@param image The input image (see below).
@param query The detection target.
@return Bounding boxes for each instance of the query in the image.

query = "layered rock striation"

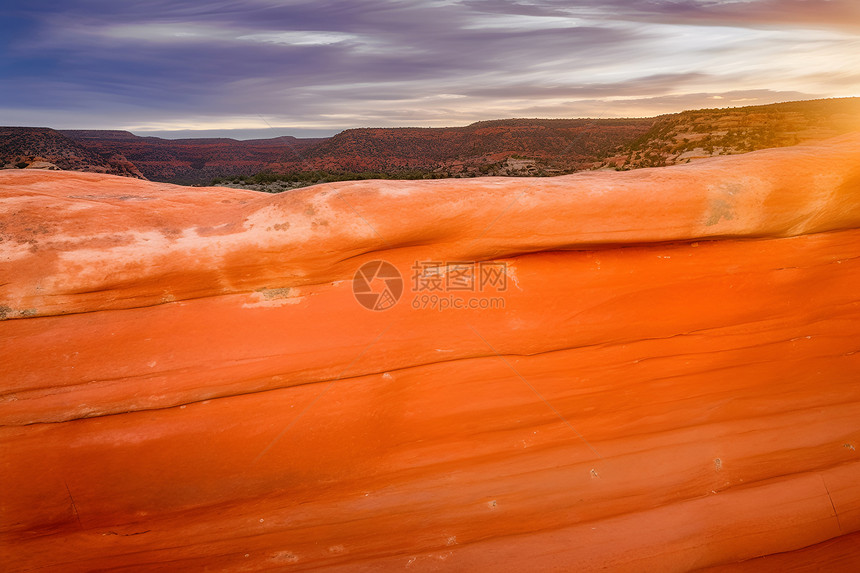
[1,135,859,571]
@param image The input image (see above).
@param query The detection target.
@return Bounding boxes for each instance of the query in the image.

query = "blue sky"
[2,0,858,138]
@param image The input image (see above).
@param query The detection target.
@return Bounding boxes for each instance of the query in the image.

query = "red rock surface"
[1,135,859,571]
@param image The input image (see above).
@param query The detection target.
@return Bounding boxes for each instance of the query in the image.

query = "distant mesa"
[1,97,859,185]
[0,127,145,179]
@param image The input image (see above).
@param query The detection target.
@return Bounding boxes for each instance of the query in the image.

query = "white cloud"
[2,0,858,132]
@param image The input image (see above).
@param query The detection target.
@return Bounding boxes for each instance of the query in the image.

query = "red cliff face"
[1,135,859,571]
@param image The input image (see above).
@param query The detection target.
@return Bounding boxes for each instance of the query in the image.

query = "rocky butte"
[1,134,859,571]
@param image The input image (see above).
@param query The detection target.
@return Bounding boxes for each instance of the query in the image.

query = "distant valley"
[2,97,858,189]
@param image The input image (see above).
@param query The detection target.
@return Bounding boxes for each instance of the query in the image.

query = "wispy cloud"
[1,1,857,133]
[587,0,860,33]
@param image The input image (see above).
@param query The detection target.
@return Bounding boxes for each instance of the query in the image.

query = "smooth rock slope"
[1,135,859,571]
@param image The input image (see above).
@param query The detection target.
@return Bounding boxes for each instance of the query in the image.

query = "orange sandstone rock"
[1,135,859,571]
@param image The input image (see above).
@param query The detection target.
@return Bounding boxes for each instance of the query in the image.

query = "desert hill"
[226,97,860,190]
[607,97,860,169]
[61,130,323,184]
[2,97,858,185]
[279,118,653,175]
[57,120,653,184]
[0,127,144,179]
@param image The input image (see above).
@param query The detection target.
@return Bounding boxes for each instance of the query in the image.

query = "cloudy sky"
[2,0,858,138]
